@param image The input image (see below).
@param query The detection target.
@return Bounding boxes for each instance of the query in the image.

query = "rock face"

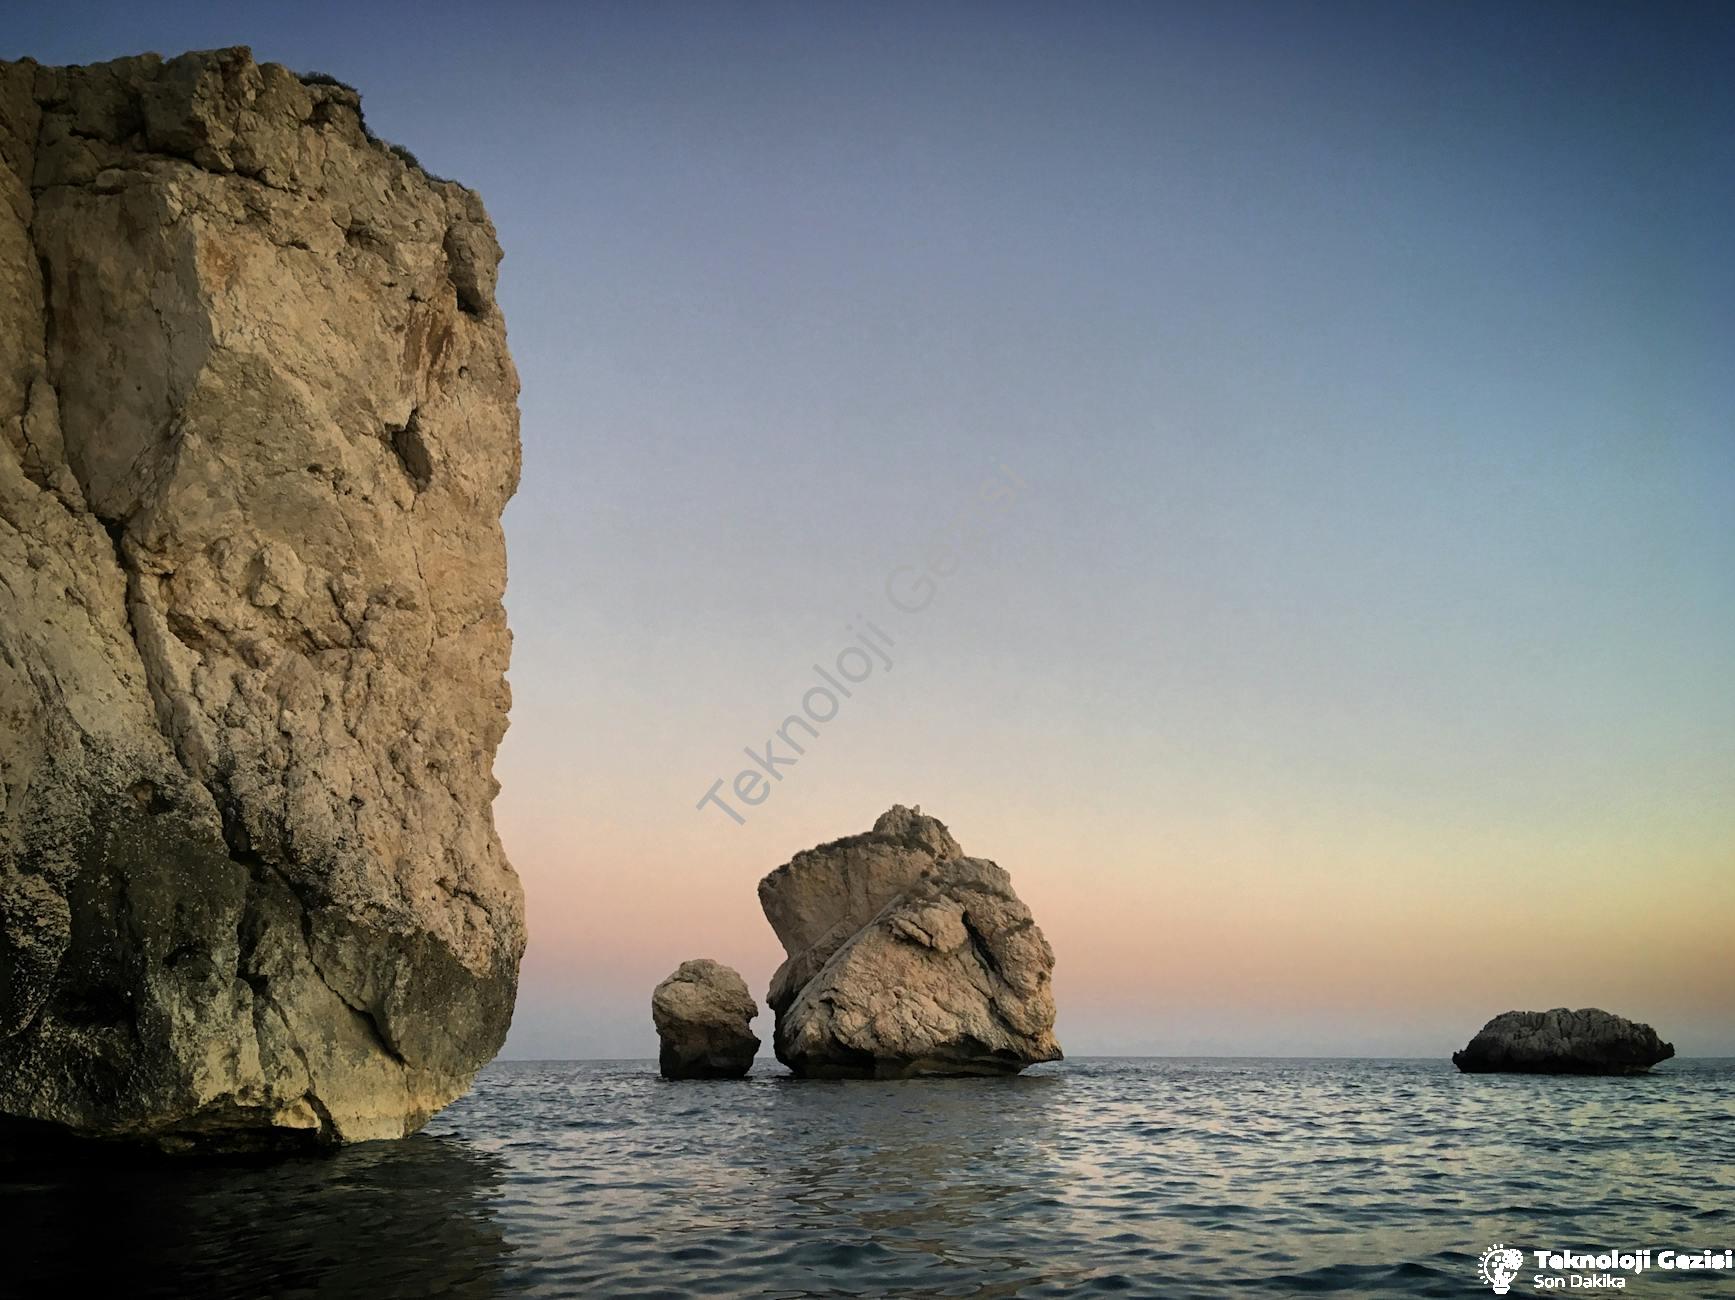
[651,960,760,1080]
[0,49,524,1150]
[760,806,1061,1078]
[1452,1009,1675,1075]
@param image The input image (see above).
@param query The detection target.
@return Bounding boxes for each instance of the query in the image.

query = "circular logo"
[1479,1244,1525,1294]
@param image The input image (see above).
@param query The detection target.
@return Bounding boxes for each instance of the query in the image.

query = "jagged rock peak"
[759,807,1060,1078]
[758,804,961,1016]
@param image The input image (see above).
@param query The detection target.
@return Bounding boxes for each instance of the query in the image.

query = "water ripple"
[5,1057,1734,1297]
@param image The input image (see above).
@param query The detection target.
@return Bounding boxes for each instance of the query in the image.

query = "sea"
[7,1057,1733,1298]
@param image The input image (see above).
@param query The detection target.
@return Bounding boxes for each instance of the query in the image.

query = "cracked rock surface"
[0,47,524,1150]
[760,806,1061,1078]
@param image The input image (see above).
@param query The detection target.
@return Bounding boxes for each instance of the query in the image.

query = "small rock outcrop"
[0,48,524,1150]
[651,960,760,1079]
[759,806,1061,1078]
[1452,1008,1675,1075]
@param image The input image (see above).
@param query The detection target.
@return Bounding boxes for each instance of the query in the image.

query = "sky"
[10,1,1734,1057]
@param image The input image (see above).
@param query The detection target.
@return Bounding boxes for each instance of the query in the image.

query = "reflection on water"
[749,1074,1081,1297]
[7,1058,1734,1297]
[3,1132,512,1298]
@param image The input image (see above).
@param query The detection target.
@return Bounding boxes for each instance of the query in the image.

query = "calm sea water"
[7,1058,1733,1297]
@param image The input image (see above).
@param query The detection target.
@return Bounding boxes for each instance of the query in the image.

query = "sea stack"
[759,806,1061,1078]
[651,960,761,1079]
[1452,1009,1675,1075]
[0,49,524,1150]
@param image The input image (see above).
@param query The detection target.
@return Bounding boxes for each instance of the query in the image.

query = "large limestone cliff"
[0,48,525,1150]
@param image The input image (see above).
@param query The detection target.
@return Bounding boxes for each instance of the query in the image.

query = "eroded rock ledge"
[0,47,524,1151]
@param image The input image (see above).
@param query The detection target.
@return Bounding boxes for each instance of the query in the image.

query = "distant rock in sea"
[1452,1008,1675,1075]
[0,48,524,1151]
[759,806,1061,1078]
[652,960,761,1079]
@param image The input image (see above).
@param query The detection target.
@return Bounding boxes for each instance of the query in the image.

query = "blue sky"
[11,2,1733,1055]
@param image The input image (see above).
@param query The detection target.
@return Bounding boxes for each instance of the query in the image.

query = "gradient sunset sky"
[13,1,1733,1056]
